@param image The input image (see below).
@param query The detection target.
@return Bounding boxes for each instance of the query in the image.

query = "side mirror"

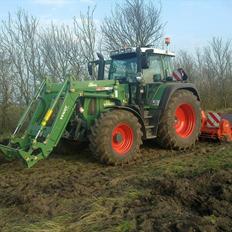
[88,62,93,76]
[141,54,149,69]
[178,68,188,81]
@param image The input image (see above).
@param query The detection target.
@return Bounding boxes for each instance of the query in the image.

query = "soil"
[0,140,232,232]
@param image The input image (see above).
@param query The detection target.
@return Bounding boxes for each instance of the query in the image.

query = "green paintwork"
[0,77,171,168]
[0,49,183,168]
[0,77,130,167]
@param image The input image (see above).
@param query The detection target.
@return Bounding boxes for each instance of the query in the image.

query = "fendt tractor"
[1,39,231,168]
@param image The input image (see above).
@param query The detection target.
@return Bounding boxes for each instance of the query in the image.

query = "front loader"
[0,45,202,168]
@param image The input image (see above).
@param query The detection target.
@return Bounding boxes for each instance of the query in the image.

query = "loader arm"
[0,78,80,167]
[0,77,119,168]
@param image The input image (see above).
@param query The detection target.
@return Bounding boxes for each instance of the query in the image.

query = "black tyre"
[157,90,201,149]
[89,110,142,165]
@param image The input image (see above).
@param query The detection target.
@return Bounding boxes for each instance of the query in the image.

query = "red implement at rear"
[201,111,232,142]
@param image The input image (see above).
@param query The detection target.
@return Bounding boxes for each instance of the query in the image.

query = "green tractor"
[0,47,201,168]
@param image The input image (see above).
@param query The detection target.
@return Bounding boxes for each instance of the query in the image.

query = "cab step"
[143,110,156,139]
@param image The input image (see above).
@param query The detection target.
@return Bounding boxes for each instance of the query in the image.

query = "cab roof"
[140,47,175,56]
[110,47,175,58]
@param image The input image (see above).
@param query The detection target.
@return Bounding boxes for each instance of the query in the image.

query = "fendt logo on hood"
[60,105,69,120]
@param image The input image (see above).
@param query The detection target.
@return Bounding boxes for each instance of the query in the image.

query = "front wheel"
[157,90,201,149]
[89,110,142,165]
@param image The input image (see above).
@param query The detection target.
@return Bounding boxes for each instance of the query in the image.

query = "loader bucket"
[0,144,19,161]
[0,143,45,168]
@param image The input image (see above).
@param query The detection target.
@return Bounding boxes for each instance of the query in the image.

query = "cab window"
[143,54,164,83]
[109,55,137,81]
[162,56,174,78]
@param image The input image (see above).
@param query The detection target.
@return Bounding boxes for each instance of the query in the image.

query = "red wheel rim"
[112,123,134,155]
[174,104,196,138]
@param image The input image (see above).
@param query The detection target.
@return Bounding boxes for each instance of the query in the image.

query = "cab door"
[143,54,164,107]
[143,54,164,83]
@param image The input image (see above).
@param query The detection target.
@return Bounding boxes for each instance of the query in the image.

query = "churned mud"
[0,141,231,232]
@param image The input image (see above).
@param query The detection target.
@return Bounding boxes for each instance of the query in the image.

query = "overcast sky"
[0,0,231,53]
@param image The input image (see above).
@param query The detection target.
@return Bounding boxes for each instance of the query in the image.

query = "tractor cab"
[88,47,178,105]
[107,47,178,106]
[88,47,176,84]
[109,47,175,84]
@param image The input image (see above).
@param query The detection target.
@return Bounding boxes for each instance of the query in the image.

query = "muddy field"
[0,141,232,232]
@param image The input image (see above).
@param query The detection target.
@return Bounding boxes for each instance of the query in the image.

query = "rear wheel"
[157,90,201,149]
[89,110,142,165]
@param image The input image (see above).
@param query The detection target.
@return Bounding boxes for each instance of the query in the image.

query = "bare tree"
[0,10,42,105]
[203,37,232,108]
[0,8,98,134]
[74,7,96,63]
[40,7,97,81]
[74,7,98,79]
[175,50,196,82]
[0,46,14,132]
[40,24,82,80]
[101,0,164,50]
[175,37,232,110]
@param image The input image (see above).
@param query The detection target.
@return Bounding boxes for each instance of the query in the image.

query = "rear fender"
[148,84,201,138]
[159,83,200,114]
